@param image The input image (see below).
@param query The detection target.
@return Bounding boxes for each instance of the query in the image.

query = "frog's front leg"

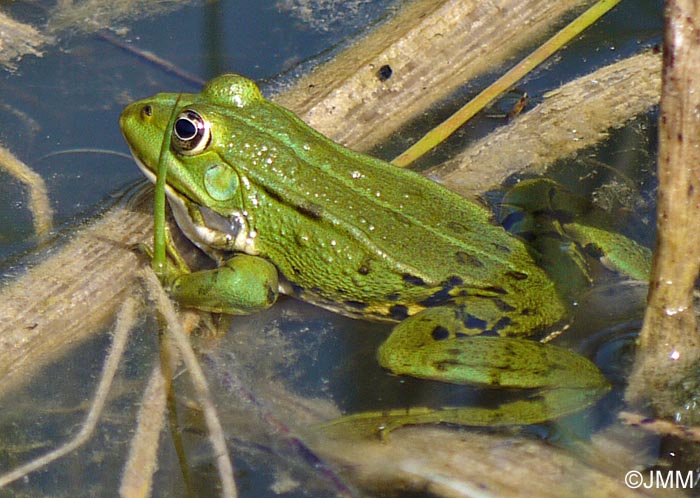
[166,254,279,314]
[376,306,610,425]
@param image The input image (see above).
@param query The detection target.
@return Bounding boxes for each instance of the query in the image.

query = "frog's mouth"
[128,150,254,257]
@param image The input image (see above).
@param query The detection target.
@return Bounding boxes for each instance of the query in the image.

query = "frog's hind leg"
[370,306,610,431]
[377,306,608,391]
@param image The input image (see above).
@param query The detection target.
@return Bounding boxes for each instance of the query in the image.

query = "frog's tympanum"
[121,74,650,434]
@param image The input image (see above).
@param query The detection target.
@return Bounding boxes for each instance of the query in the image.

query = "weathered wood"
[276,0,592,150]
[626,0,700,418]
[0,187,152,399]
[432,50,662,197]
[309,426,668,498]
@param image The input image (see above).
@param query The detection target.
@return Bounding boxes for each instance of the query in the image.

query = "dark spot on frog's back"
[455,251,484,268]
[402,273,426,286]
[459,312,487,331]
[418,276,463,307]
[489,316,512,333]
[446,276,462,287]
[431,326,450,341]
[492,242,512,254]
[297,202,324,220]
[506,270,528,281]
[389,304,410,320]
[445,220,471,234]
[493,298,515,312]
[483,286,507,295]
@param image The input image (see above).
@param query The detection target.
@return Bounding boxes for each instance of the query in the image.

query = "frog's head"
[119,74,266,211]
[120,74,275,252]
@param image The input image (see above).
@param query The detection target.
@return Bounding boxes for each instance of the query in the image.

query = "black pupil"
[175,117,199,140]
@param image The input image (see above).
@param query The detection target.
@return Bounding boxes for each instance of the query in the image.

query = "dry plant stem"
[626,0,700,409]
[0,144,54,239]
[120,352,172,498]
[0,297,137,488]
[99,32,204,86]
[142,269,237,498]
[120,300,203,497]
[430,50,662,197]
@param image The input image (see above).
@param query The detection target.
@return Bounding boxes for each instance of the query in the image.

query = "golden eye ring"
[172,110,211,155]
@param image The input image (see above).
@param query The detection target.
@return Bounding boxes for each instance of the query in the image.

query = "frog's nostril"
[141,104,153,118]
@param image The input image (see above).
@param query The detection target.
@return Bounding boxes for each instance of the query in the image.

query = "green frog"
[120,74,650,435]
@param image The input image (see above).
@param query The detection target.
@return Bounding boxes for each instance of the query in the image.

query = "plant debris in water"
[276,0,393,33]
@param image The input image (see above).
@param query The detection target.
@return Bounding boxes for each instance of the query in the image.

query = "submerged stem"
[0,298,137,488]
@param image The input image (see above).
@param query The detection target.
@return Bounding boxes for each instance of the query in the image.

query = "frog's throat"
[130,152,254,256]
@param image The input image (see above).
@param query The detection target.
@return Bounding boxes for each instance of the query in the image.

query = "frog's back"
[209,97,564,328]
[225,100,529,276]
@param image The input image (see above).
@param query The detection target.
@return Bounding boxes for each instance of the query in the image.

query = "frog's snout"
[118,103,138,142]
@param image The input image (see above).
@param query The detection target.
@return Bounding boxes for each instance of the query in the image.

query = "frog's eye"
[172,110,211,156]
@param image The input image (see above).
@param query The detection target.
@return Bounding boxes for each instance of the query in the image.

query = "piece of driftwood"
[626,0,700,419]
[431,50,662,197]
[275,0,592,151]
[309,426,667,498]
[0,186,151,400]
